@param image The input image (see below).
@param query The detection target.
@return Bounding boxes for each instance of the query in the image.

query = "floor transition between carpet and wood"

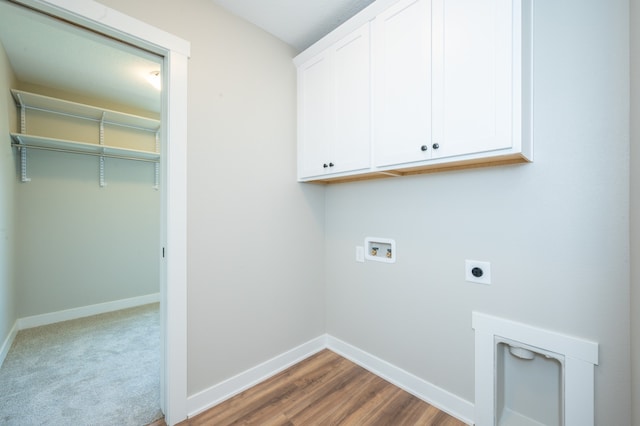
[151,349,466,426]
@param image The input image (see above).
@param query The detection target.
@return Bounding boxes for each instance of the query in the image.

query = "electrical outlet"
[465,260,491,285]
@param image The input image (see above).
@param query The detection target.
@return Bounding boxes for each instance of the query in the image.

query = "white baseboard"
[325,335,475,425]
[187,335,327,417]
[186,333,474,425]
[0,320,19,369]
[17,293,161,330]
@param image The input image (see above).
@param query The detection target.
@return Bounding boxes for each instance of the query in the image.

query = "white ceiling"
[0,1,162,114]
[0,0,372,114]
[211,0,375,52]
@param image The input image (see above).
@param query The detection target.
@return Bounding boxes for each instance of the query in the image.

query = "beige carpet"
[0,303,162,425]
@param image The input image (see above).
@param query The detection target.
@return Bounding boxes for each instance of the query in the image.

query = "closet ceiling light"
[147,71,161,90]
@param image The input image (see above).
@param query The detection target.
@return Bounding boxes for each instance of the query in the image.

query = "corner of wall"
[0,38,18,355]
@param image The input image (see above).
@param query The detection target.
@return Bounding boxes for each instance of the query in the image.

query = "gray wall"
[0,40,17,351]
[98,0,326,397]
[14,152,160,316]
[631,0,639,423]
[324,0,631,425]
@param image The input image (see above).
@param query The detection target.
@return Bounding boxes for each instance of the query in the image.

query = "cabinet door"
[332,24,371,175]
[298,24,371,180]
[431,0,513,159]
[298,53,334,178]
[373,0,432,168]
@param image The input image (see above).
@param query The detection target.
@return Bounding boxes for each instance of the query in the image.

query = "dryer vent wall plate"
[364,237,396,263]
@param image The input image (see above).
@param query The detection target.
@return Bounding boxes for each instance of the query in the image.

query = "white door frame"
[13,1,190,423]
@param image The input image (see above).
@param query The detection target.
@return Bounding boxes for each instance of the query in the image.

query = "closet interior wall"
[0,35,17,356]
[11,82,160,319]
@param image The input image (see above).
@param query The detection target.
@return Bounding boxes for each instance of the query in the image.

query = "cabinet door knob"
[432,143,440,149]
[329,162,334,167]
[420,145,428,151]
[323,163,329,168]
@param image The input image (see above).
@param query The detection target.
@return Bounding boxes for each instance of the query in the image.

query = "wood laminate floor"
[160,349,467,426]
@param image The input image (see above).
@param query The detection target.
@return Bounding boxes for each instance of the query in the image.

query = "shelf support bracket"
[20,146,31,183]
[16,94,31,182]
[154,131,160,190]
[99,113,106,187]
[19,102,26,134]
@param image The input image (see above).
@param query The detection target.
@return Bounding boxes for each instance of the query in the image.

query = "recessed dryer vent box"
[364,237,396,263]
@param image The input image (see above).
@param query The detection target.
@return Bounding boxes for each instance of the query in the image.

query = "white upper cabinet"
[373,0,433,167]
[295,0,532,183]
[430,0,514,160]
[297,23,371,180]
[298,54,333,178]
[374,0,525,168]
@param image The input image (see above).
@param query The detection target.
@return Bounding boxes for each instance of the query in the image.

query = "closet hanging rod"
[11,142,160,163]
[18,104,160,133]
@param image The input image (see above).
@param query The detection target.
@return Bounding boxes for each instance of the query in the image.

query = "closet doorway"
[0,0,188,423]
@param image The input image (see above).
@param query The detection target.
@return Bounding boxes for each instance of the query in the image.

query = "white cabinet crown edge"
[294,0,401,66]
